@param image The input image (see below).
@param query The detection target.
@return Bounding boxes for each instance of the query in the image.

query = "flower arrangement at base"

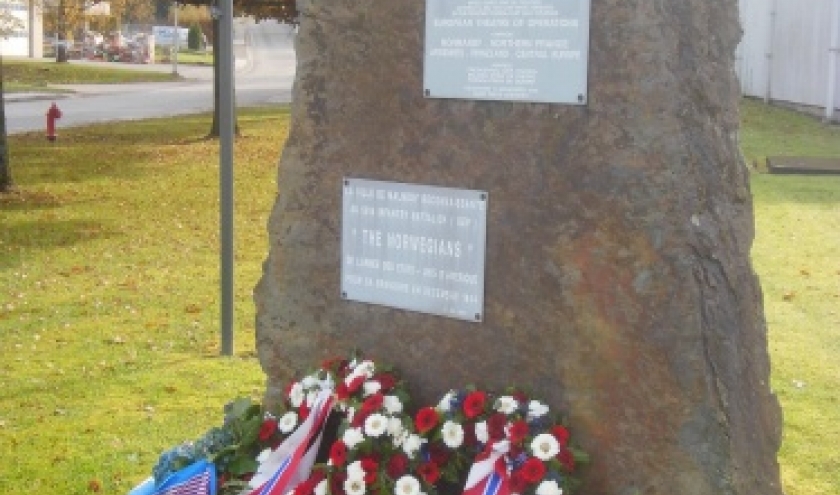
[132,354,588,495]
[427,388,588,495]
[149,397,294,495]
[248,355,414,495]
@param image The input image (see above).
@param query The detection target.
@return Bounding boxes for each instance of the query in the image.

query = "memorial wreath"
[129,353,587,495]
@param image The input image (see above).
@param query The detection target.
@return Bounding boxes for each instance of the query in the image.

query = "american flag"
[158,468,212,495]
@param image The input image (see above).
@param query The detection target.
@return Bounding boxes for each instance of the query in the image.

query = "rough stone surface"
[254,1,784,494]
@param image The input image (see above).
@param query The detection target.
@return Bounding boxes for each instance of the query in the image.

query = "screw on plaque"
[475,313,481,321]
[425,89,431,97]
[344,179,349,186]
[480,193,487,201]
[341,292,348,298]
[578,94,585,103]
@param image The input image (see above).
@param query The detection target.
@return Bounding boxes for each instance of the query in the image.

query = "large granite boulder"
[254,1,783,494]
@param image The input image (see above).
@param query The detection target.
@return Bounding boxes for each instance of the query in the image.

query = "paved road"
[5,21,296,135]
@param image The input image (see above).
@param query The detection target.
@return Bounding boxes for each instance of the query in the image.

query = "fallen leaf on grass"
[88,479,102,493]
[782,292,796,301]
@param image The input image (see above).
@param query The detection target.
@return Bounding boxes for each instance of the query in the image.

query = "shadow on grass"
[752,174,840,205]
[0,218,118,268]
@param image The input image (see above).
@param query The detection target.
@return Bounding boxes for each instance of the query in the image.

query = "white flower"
[289,382,305,408]
[395,475,421,495]
[535,480,563,495]
[256,448,272,464]
[347,407,356,425]
[364,413,388,437]
[437,391,455,412]
[475,421,489,444]
[494,396,518,414]
[278,411,298,433]
[387,418,405,440]
[441,420,464,449]
[363,380,381,396]
[383,395,403,414]
[352,360,375,378]
[528,400,549,419]
[344,477,366,495]
[530,433,560,461]
[392,429,407,448]
[402,433,426,459]
[306,391,318,408]
[343,427,365,449]
[346,460,366,481]
[314,480,328,495]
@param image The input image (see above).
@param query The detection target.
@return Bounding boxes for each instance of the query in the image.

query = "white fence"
[737,0,840,120]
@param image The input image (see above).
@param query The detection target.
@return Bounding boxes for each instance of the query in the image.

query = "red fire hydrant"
[46,103,62,142]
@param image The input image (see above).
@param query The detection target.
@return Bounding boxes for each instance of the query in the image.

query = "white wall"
[737,0,840,118]
[0,1,42,57]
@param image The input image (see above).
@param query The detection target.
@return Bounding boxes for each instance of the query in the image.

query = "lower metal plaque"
[341,178,487,322]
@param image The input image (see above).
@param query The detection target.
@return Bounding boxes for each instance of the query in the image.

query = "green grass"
[740,98,840,167]
[0,100,838,495]
[2,59,178,92]
[156,48,215,66]
[1,108,285,494]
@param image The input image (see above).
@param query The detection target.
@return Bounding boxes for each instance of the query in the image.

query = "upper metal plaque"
[424,0,591,104]
[341,179,487,322]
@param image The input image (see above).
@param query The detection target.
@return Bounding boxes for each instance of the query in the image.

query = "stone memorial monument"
[254,0,783,493]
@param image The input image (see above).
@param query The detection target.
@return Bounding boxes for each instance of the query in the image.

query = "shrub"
[188,24,203,50]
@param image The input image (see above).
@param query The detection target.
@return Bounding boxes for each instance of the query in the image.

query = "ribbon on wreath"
[463,440,511,495]
[247,388,335,495]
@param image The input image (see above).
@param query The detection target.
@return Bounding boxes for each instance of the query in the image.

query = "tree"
[0,55,12,193]
[179,0,296,137]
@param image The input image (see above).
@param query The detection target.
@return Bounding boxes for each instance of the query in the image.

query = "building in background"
[737,0,840,121]
[0,0,43,57]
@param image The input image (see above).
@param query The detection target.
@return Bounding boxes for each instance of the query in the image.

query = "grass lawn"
[1,100,838,495]
[2,59,179,93]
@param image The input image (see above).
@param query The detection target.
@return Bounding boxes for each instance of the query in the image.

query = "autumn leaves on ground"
[0,100,838,494]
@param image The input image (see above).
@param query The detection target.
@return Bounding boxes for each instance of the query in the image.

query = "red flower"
[463,391,488,419]
[507,420,529,444]
[552,425,570,447]
[487,413,507,441]
[372,373,397,391]
[330,472,347,495]
[509,471,527,493]
[463,423,478,446]
[387,453,409,478]
[558,447,576,472]
[361,457,379,473]
[520,458,546,484]
[428,442,450,465]
[258,418,278,441]
[415,407,440,434]
[299,402,310,421]
[418,461,441,484]
[364,470,377,485]
[329,440,348,466]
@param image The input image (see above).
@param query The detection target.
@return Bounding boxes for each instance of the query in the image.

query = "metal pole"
[826,0,840,122]
[172,2,179,76]
[218,0,235,356]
